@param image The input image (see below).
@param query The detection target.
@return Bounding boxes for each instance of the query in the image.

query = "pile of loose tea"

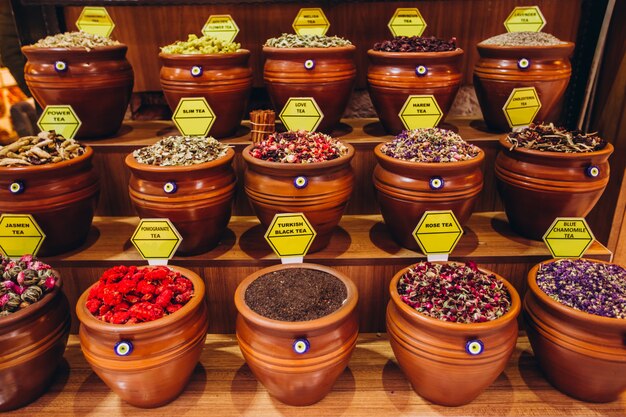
[133,136,229,166]
[32,31,120,50]
[265,33,352,48]
[0,255,58,317]
[86,265,194,324]
[0,131,85,167]
[373,36,457,52]
[161,34,240,54]
[398,261,512,323]
[248,130,348,163]
[380,128,480,162]
[506,122,606,153]
[245,268,347,321]
[480,31,565,46]
[536,259,626,319]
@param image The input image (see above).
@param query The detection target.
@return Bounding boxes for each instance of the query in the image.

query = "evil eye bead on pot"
[415,65,428,76]
[429,176,444,190]
[9,180,25,194]
[293,176,308,189]
[465,339,484,356]
[586,165,600,178]
[304,59,315,70]
[190,65,203,77]
[293,338,310,354]
[54,60,68,72]
[163,181,178,194]
[114,340,134,357]
[517,58,530,70]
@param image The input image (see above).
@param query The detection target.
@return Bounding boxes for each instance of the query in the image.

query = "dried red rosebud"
[166,304,183,314]
[86,299,101,314]
[111,310,130,324]
[155,288,173,307]
[102,286,123,306]
[175,290,192,304]
[99,304,111,315]
[136,280,156,295]
[113,301,130,312]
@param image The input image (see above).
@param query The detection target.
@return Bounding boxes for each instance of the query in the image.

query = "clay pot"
[234,262,358,406]
[242,143,355,253]
[524,259,626,402]
[159,50,253,138]
[386,262,521,406]
[76,266,208,408]
[473,42,575,132]
[0,275,70,411]
[263,46,356,133]
[495,137,613,240]
[367,49,464,135]
[373,143,484,250]
[22,45,134,139]
[0,147,100,256]
[125,148,236,255]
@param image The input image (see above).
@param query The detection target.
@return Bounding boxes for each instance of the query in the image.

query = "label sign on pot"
[292,8,330,36]
[172,97,216,137]
[388,8,427,37]
[201,14,239,43]
[131,218,182,265]
[502,87,541,129]
[504,6,546,32]
[543,218,595,259]
[0,214,45,259]
[399,95,443,130]
[76,7,115,38]
[413,210,463,261]
[264,213,316,263]
[279,97,324,132]
[37,105,81,139]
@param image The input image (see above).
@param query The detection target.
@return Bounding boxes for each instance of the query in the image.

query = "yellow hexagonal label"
[265,213,316,258]
[503,87,542,129]
[543,218,594,258]
[279,97,324,132]
[131,219,182,261]
[201,14,239,43]
[504,6,546,33]
[399,95,443,130]
[413,210,463,256]
[292,8,330,36]
[388,8,427,37]
[37,105,82,139]
[0,214,45,258]
[172,97,216,137]
[76,7,115,38]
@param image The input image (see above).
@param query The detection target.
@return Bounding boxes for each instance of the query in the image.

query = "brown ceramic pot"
[386,262,521,406]
[524,259,626,402]
[22,45,133,139]
[76,265,208,408]
[495,137,613,240]
[234,262,358,406]
[473,42,575,132]
[0,147,100,256]
[242,143,355,253]
[373,143,484,250]
[159,50,253,138]
[263,46,356,133]
[0,275,70,411]
[367,49,464,135]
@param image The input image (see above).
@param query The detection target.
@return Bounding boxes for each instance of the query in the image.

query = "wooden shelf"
[6,333,625,416]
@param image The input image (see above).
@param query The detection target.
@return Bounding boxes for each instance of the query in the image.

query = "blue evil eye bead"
[54,61,67,72]
[415,65,428,76]
[9,181,25,194]
[429,176,444,190]
[304,59,315,70]
[114,340,133,356]
[586,165,600,178]
[293,338,310,354]
[190,65,203,77]
[163,181,177,194]
[293,176,308,189]
[517,58,530,70]
[465,339,484,356]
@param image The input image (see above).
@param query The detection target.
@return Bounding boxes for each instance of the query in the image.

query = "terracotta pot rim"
[76,265,206,333]
[367,48,464,58]
[498,136,614,159]
[527,258,626,329]
[158,49,251,59]
[374,142,485,168]
[21,44,128,53]
[262,45,356,54]
[0,273,63,326]
[234,262,358,332]
[242,142,355,170]
[389,261,521,330]
[124,146,235,173]
[476,41,575,51]
[0,146,94,174]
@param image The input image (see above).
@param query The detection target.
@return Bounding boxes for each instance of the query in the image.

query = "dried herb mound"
[32,31,120,50]
[381,128,480,162]
[480,31,565,46]
[506,123,606,153]
[86,265,194,324]
[248,130,348,163]
[264,33,352,48]
[536,259,626,319]
[398,261,512,323]
[133,136,229,166]
[161,34,240,54]
[0,255,58,317]
[245,268,347,321]
[0,131,85,167]
[373,36,457,52]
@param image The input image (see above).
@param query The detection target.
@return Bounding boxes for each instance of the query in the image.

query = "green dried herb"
[32,31,120,50]
[133,136,229,166]
[480,31,564,46]
[265,33,352,48]
[161,34,240,54]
